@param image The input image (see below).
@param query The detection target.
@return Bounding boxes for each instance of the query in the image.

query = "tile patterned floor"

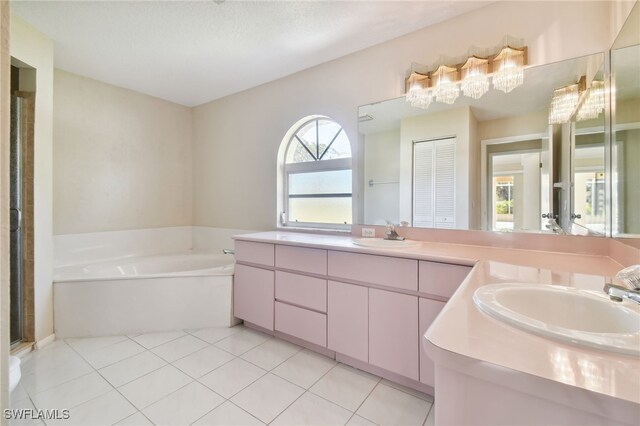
[10,325,435,425]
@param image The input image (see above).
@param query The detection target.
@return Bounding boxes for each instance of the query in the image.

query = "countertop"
[234,231,640,404]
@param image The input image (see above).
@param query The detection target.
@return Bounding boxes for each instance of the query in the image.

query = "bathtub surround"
[53,70,193,235]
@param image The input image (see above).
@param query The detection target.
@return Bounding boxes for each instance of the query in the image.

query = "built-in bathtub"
[53,252,236,338]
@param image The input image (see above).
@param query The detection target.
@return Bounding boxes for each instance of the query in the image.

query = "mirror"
[611,2,640,244]
[357,53,606,235]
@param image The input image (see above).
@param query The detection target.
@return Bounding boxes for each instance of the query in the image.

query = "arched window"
[279,117,352,229]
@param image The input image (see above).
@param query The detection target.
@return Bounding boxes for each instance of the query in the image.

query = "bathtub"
[53,252,237,338]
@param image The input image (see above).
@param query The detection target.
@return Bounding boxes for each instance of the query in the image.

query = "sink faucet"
[604,265,640,304]
[545,218,566,235]
[384,221,405,241]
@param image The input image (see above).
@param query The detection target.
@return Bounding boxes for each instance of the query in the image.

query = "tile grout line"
[342,374,383,425]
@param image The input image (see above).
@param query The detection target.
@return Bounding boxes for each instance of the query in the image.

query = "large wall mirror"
[611,2,640,247]
[356,53,606,236]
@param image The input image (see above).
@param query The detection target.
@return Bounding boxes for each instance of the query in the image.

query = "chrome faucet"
[384,222,405,241]
[222,249,235,255]
[545,219,566,235]
[604,265,640,304]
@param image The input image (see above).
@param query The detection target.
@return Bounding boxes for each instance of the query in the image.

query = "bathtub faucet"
[222,249,235,255]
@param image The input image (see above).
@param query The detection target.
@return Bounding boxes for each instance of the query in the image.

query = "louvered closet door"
[413,138,456,228]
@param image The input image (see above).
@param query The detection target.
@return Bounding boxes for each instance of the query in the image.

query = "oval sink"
[352,238,421,248]
[474,284,640,356]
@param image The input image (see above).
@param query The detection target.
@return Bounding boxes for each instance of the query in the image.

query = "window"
[280,117,352,229]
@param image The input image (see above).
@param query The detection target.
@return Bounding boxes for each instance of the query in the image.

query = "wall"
[1,0,10,412]
[192,1,615,231]
[363,129,400,225]
[10,16,54,344]
[53,70,193,235]
[478,110,548,142]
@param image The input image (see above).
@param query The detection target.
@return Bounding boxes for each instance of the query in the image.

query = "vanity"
[232,230,639,426]
[233,231,473,393]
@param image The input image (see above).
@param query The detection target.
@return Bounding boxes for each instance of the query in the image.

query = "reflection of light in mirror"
[549,81,582,124]
[577,80,605,121]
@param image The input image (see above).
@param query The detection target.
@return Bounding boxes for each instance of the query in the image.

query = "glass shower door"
[10,94,23,345]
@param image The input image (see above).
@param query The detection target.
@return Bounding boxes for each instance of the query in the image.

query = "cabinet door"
[327,281,368,362]
[369,289,418,380]
[419,298,445,387]
[233,264,274,331]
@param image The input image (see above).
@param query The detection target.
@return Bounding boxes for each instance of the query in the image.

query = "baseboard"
[35,333,56,350]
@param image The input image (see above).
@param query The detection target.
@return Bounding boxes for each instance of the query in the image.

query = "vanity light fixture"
[461,48,490,99]
[549,76,586,124]
[432,62,460,105]
[404,35,527,108]
[576,80,605,121]
[492,36,526,94]
[405,66,432,109]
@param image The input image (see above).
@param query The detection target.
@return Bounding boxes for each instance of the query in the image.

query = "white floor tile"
[151,334,208,363]
[115,412,153,426]
[10,383,30,405]
[380,378,433,402]
[424,406,435,426]
[172,345,234,378]
[99,351,167,387]
[31,372,112,412]
[192,401,264,426]
[131,330,186,349]
[347,415,379,425]
[214,329,270,356]
[272,391,353,425]
[240,338,301,370]
[46,390,136,426]
[20,343,83,376]
[118,365,192,410]
[272,349,336,389]
[186,326,244,344]
[65,335,128,356]
[356,383,431,426]
[231,373,305,424]
[7,396,42,426]
[83,339,145,369]
[21,357,94,395]
[142,381,224,426]
[310,364,379,411]
[198,358,266,398]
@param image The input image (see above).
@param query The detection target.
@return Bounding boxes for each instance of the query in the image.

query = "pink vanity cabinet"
[233,241,275,331]
[233,236,472,395]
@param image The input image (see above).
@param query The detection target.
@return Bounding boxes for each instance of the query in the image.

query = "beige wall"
[11,16,54,343]
[478,110,548,142]
[1,0,10,412]
[53,70,193,235]
[192,1,615,230]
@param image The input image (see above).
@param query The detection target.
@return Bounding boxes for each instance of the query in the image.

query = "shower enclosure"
[10,92,24,345]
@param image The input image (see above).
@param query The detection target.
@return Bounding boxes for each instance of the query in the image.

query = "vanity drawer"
[328,251,418,291]
[276,245,327,275]
[419,261,471,298]
[276,271,327,312]
[275,301,327,347]
[235,241,275,266]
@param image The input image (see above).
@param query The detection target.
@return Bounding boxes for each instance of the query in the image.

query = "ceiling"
[12,0,491,107]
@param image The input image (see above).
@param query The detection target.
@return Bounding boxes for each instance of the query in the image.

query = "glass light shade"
[577,80,605,121]
[461,56,490,99]
[549,83,580,124]
[432,64,459,104]
[405,71,432,109]
[492,46,525,93]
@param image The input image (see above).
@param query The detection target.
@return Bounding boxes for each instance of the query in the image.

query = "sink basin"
[473,284,640,356]
[352,238,421,248]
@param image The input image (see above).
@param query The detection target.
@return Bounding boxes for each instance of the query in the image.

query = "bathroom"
[0,0,639,425]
